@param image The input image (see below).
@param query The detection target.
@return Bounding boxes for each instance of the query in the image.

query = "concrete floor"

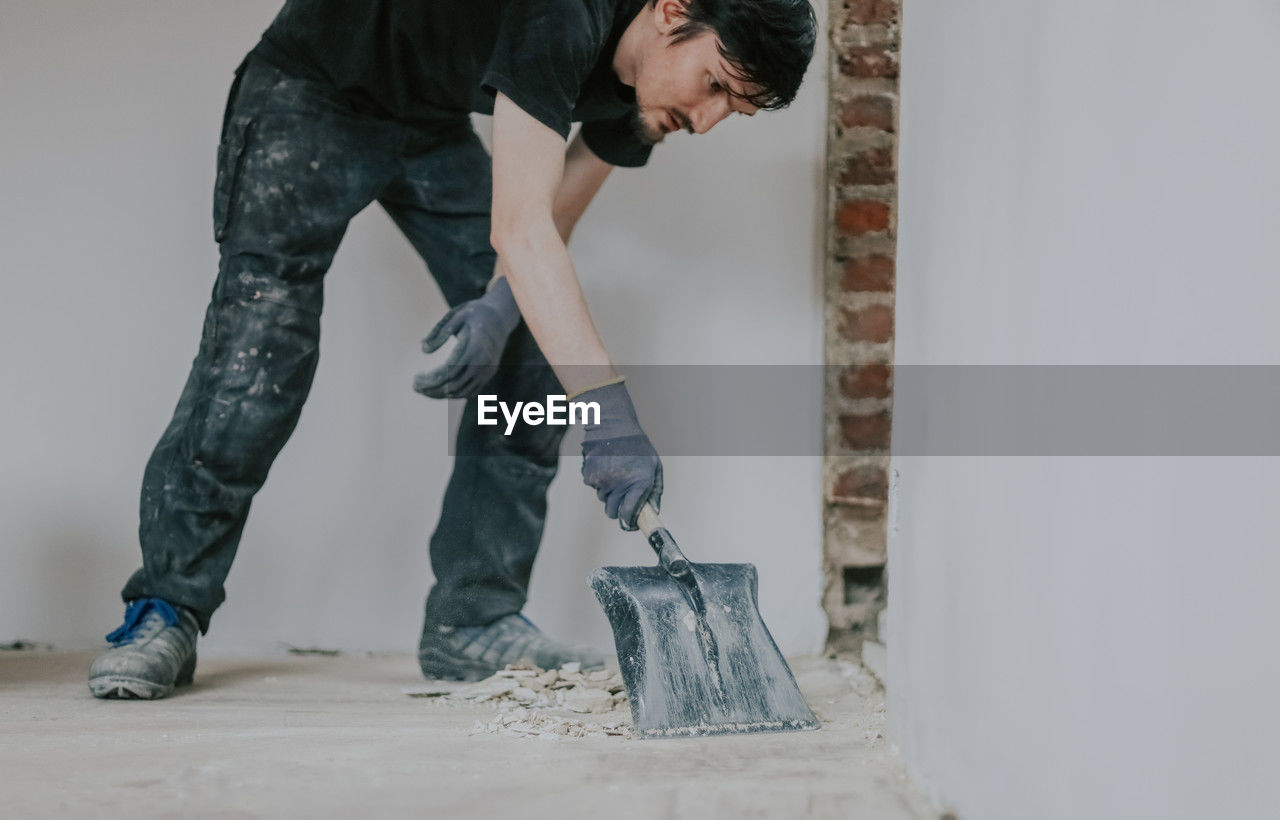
[0,650,935,819]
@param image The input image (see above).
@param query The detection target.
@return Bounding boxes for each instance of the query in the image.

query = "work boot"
[418,613,607,681]
[88,598,198,699]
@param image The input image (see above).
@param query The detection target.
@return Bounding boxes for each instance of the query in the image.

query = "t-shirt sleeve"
[481,0,599,139]
[581,115,655,168]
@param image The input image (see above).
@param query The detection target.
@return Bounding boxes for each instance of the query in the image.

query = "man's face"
[631,27,760,145]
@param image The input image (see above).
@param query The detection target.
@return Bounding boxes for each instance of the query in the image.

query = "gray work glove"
[414,277,520,399]
[578,380,663,531]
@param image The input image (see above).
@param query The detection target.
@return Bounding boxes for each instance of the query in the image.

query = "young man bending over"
[89,0,816,698]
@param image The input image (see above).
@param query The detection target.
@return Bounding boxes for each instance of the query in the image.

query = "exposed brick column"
[823,0,899,652]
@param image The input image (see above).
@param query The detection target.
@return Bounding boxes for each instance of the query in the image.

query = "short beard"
[630,107,665,146]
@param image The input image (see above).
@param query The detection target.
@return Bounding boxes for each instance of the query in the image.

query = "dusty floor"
[0,650,935,819]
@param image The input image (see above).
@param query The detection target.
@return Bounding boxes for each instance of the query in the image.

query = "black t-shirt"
[251,0,653,167]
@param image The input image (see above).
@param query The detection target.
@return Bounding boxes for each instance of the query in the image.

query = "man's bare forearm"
[490,136,609,290]
[490,96,619,396]
[492,214,615,396]
[552,135,613,244]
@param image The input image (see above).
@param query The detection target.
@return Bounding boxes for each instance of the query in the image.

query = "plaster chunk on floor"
[403,662,633,741]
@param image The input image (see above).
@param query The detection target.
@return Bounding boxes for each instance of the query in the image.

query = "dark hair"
[667,0,818,111]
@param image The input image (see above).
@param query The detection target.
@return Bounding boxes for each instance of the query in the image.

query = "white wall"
[0,1,828,655]
[892,2,1280,818]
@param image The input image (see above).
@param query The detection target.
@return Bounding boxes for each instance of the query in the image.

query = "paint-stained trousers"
[121,55,566,633]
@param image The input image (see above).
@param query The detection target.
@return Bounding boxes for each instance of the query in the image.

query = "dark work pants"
[121,56,566,633]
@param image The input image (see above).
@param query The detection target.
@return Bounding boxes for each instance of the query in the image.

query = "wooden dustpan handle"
[636,503,692,577]
[636,503,663,537]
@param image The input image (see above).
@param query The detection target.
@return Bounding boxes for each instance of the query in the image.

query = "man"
[89,0,816,698]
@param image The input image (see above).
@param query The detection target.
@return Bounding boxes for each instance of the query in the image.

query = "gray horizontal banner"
[441,366,1280,456]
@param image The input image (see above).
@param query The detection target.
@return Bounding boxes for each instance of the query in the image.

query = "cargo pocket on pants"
[213,116,252,243]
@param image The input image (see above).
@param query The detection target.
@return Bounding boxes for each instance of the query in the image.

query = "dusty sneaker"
[419,613,607,681]
[88,598,198,699]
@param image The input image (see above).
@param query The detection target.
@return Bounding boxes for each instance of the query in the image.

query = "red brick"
[839,95,895,132]
[838,46,900,79]
[839,364,892,399]
[839,411,893,451]
[832,463,889,500]
[835,199,891,236]
[839,146,895,186]
[843,0,898,25]
[838,304,894,343]
[840,254,895,292]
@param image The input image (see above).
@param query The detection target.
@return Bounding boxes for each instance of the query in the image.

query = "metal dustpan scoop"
[589,504,819,739]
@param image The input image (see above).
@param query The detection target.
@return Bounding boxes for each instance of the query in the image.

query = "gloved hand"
[414,277,521,399]
[578,379,663,531]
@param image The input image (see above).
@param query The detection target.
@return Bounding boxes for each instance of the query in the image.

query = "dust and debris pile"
[404,662,633,740]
